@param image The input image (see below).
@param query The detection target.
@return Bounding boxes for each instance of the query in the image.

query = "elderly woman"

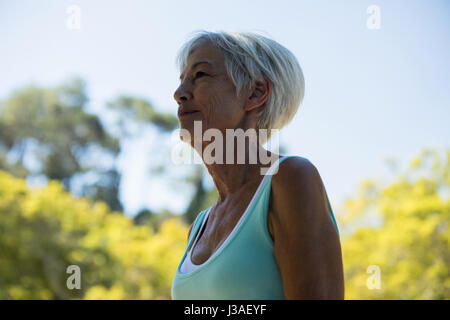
[171,30,344,300]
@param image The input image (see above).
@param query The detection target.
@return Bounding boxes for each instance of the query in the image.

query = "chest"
[188,193,276,265]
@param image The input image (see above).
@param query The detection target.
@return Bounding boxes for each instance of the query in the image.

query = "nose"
[173,82,192,105]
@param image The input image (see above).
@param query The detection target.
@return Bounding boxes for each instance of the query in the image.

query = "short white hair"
[175,30,305,144]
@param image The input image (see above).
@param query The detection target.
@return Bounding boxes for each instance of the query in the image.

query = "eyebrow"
[179,60,213,80]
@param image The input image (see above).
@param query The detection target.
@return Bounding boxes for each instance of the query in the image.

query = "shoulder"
[268,156,344,299]
[271,156,323,197]
[270,156,328,230]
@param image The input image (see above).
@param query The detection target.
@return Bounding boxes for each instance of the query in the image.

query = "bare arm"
[270,157,345,299]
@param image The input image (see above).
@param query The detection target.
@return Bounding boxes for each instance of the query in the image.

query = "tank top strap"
[247,155,297,225]
[259,155,297,189]
[322,181,340,237]
[185,209,209,253]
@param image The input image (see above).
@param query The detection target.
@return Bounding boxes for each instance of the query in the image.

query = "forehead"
[188,43,224,63]
[180,44,224,79]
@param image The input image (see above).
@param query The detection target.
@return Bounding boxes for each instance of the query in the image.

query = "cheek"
[209,85,239,112]
[207,94,239,127]
[209,93,228,112]
[195,82,241,128]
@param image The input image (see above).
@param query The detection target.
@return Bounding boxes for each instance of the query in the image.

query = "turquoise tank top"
[171,155,339,300]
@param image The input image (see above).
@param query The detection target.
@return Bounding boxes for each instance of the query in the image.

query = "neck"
[201,141,280,202]
[188,118,281,202]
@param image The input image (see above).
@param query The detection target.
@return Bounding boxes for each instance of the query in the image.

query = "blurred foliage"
[339,149,449,299]
[0,170,188,299]
[0,79,180,214]
[0,78,122,211]
[133,208,180,233]
[106,96,178,136]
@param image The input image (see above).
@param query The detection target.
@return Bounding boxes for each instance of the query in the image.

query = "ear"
[244,76,272,112]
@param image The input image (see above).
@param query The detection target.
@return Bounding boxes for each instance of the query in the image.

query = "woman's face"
[174,43,249,142]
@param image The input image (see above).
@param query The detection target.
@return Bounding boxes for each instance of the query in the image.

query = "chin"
[178,126,194,143]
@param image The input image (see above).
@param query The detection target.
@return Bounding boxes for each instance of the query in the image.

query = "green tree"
[0,78,122,211]
[339,149,449,299]
[0,79,180,215]
[0,170,188,299]
[106,96,178,135]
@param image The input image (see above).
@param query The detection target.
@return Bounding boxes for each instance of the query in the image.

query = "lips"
[178,108,200,117]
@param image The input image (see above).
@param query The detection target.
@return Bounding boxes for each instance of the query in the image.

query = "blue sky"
[1,0,449,217]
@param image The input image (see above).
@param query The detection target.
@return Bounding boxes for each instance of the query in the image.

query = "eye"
[194,71,207,79]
